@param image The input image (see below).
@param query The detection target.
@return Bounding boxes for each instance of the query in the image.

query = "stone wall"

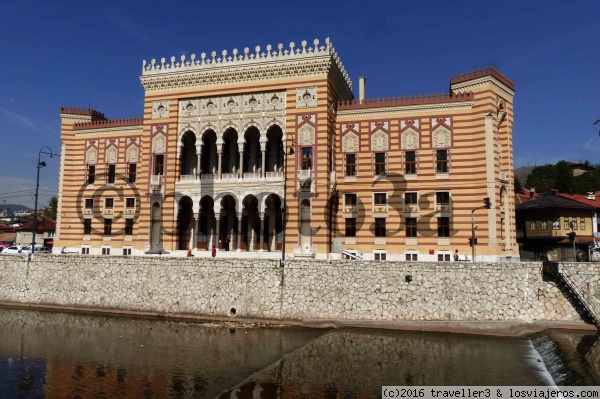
[0,255,597,322]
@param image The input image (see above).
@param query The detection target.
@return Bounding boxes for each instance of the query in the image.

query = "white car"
[34,247,51,254]
[1,246,32,254]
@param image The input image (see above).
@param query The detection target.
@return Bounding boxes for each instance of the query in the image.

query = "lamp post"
[281,134,294,267]
[31,146,56,253]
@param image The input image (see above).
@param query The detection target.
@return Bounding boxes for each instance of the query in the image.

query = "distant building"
[566,161,595,177]
[16,216,56,248]
[54,38,517,261]
[516,192,596,261]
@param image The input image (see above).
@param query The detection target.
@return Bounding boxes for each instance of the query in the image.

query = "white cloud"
[0,107,35,129]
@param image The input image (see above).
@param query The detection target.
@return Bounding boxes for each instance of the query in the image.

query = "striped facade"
[54,38,517,261]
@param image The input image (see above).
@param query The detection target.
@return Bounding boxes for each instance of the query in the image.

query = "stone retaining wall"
[0,255,597,322]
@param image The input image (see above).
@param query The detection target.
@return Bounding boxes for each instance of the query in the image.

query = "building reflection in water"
[1,309,600,399]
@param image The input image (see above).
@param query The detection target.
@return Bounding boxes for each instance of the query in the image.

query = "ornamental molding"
[85,147,98,164]
[296,86,317,108]
[451,76,514,98]
[337,101,473,119]
[152,100,169,119]
[126,145,139,163]
[61,114,94,123]
[74,125,143,136]
[141,38,351,93]
[371,130,389,151]
[342,131,359,153]
[401,128,420,150]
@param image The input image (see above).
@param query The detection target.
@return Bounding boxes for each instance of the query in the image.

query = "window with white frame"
[405,252,418,261]
[345,193,357,206]
[531,220,537,230]
[122,247,132,256]
[581,218,586,230]
[552,217,560,230]
[374,152,386,175]
[102,247,110,255]
[405,151,417,174]
[572,217,578,230]
[435,149,449,173]
[564,217,570,230]
[81,247,90,255]
[374,193,387,206]
[438,253,451,261]
[541,220,548,230]
[345,153,357,176]
[374,251,387,261]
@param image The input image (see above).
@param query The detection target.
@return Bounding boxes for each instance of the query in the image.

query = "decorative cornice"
[337,101,473,118]
[142,38,350,85]
[338,92,473,111]
[73,117,143,131]
[451,76,515,98]
[450,67,514,91]
[141,58,335,93]
[74,125,143,137]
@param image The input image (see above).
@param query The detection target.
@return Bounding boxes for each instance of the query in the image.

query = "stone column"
[215,216,221,249]
[248,218,254,250]
[217,151,223,179]
[195,211,201,250]
[261,150,266,178]
[196,145,202,178]
[238,143,244,179]
[189,212,196,250]
[269,211,276,251]
[259,212,265,252]
[237,212,242,251]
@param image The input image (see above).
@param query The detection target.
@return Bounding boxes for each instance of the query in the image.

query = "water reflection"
[1,309,600,399]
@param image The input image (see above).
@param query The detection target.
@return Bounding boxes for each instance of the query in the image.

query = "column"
[259,212,265,252]
[195,212,200,249]
[217,152,222,179]
[269,211,276,251]
[248,219,254,250]
[237,212,242,251]
[238,144,244,179]
[196,145,202,178]
[189,213,196,250]
[261,150,266,178]
[215,216,220,249]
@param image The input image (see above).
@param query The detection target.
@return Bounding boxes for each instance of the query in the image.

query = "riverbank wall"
[0,255,598,324]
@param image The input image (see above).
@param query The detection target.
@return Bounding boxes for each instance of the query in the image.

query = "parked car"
[1,246,32,254]
[34,247,51,254]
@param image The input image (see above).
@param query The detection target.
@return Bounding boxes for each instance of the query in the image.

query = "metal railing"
[342,250,363,260]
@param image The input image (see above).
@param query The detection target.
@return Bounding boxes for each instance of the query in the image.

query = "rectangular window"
[572,217,578,230]
[81,247,90,255]
[107,164,116,184]
[128,163,137,183]
[405,253,417,261]
[126,198,135,208]
[374,152,386,175]
[345,154,356,176]
[345,218,356,237]
[375,218,386,237]
[552,217,560,230]
[438,217,450,237]
[405,192,417,205]
[564,217,569,230]
[436,150,448,173]
[154,154,164,175]
[345,193,357,206]
[531,220,537,230]
[104,219,112,235]
[438,253,450,261]
[125,219,134,236]
[123,248,132,256]
[87,165,96,184]
[406,217,417,238]
[436,192,450,206]
[374,252,387,261]
[301,147,312,170]
[581,218,586,230]
[405,151,416,174]
[83,219,92,235]
[105,198,114,209]
[541,220,548,230]
[374,193,387,206]
[84,198,94,209]
[102,247,110,256]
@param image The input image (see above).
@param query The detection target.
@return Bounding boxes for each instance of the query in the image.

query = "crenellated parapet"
[140,38,352,95]
[450,67,515,92]
[60,106,106,120]
[338,92,474,110]
[73,117,143,131]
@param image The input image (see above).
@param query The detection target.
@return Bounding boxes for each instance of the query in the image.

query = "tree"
[514,176,523,194]
[553,160,574,193]
[525,164,556,194]
[43,196,58,219]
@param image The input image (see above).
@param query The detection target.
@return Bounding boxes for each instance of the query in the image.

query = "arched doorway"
[242,195,259,251]
[218,195,238,250]
[243,127,261,176]
[177,196,194,250]
[201,130,218,175]
[198,196,215,250]
[266,126,283,176]
[180,131,197,177]
[265,194,283,251]
[222,128,239,176]
[300,199,311,253]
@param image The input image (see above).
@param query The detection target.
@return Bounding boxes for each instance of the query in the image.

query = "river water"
[0,309,599,399]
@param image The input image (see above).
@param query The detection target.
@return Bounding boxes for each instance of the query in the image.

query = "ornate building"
[55,38,518,261]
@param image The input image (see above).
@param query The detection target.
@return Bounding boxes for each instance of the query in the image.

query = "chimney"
[358,77,366,102]
[530,188,535,199]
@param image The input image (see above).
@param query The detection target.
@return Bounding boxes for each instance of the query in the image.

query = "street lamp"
[31,146,57,254]
[281,134,294,267]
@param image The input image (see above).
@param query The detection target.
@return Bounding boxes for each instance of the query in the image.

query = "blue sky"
[1,0,599,207]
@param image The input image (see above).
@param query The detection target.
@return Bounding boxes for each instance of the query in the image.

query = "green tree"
[554,160,574,193]
[514,176,523,193]
[43,196,58,219]
[525,164,556,194]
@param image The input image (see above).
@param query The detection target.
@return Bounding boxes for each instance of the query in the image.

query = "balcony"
[403,204,419,213]
[150,175,162,191]
[179,174,197,182]
[373,205,388,215]
[266,171,283,179]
